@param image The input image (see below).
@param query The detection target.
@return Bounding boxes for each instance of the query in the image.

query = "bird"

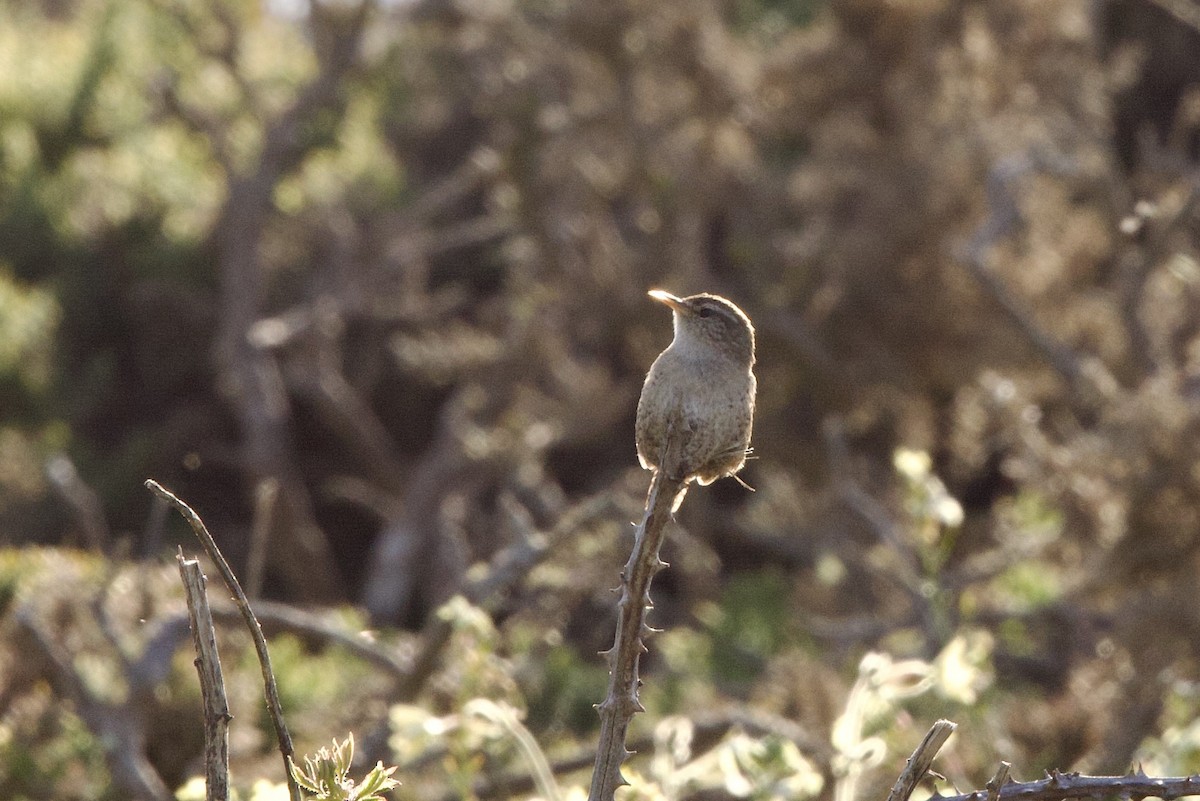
[635,289,757,486]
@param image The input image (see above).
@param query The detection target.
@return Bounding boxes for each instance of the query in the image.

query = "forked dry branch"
[889,720,1200,801]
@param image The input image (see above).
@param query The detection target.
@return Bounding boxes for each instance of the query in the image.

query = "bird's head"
[648,289,755,366]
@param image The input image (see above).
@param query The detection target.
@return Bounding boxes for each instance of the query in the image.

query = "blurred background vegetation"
[1,0,1200,798]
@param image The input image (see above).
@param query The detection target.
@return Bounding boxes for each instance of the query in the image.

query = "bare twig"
[987,761,1012,801]
[177,553,231,801]
[588,465,688,801]
[882,722,1200,801]
[940,770,1200,801]
[881,722,1200,801]
[885,719,957,801]
[145,479,303,801]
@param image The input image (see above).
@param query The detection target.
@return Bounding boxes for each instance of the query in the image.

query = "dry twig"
[986,761,1012,801]
[941,770,1200,801]
[885,719,957,801]
[146,479,303,801]
[177,553,231,801]
[884,722,1200,801]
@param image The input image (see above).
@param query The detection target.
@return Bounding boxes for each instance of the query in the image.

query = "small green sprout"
[288,734,399,801]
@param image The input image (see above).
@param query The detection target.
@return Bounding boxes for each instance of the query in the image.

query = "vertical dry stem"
[588,467,687,801]
[177,553,231,801]
[886,719,957,801]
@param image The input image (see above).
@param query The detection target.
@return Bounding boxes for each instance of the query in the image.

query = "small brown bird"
[635,290,757,485]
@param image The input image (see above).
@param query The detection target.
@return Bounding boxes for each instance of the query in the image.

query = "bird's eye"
[698,307,713,318]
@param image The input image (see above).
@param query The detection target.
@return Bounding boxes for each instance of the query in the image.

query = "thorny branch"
[942,770,1200,801]
[589,461,688,801]
[887,721,1200,801]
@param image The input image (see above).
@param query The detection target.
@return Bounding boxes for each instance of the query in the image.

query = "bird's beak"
[648,289,686,313]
